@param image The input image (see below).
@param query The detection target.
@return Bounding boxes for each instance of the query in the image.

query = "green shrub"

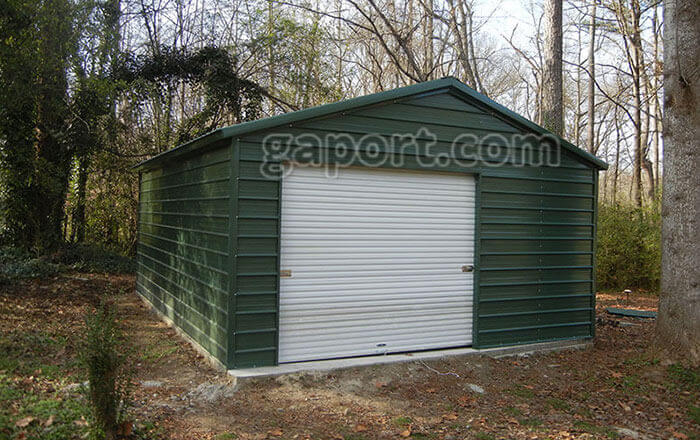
[0,247,59,284]
[596,202,661,292]
[0,243,134,284]
[48,243,135,274]
[80,301,132,440]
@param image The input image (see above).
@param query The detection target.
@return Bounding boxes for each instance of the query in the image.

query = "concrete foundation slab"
[228,339,592,382]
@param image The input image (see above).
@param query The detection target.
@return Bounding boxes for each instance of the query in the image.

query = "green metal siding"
[228,139,281,367]
[136,140,232,365]
[227,90,597,367]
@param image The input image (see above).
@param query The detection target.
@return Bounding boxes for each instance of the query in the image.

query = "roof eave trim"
[132,128,228,171]
[446,79,608,170]
[132,76,608,172]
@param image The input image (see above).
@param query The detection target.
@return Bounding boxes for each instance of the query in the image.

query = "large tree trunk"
[542,0,563,136]
[32,0,74,250]
[657,0,700,365]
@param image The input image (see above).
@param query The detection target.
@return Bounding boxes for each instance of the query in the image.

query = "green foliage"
[666,364,700,392]
[0,247,60,284]
[596,202,661,292]
[0,0,78,251]
[80,301,132,440]
[572,421,620,439]
[114,46,264,145]
[393,416,413,426]
[0,244,134,284]
[49,243,136,274]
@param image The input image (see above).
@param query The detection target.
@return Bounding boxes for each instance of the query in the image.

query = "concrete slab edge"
[228,339,592,384]
[136,291,228,373]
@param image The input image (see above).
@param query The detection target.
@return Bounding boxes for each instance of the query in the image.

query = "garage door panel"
[279,166,475,363]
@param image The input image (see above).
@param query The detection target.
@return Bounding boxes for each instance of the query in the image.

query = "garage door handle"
[461,265,474,273]
[280,269,292,278]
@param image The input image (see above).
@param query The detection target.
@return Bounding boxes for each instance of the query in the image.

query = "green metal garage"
[134,77,608,370]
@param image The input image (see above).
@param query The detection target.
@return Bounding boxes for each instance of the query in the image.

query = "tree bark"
[657,0,700,365]
[542,0,563,136]
[629,0,644,207]
[587,0,596,154]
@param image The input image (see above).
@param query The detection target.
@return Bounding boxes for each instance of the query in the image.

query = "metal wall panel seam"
[136,172,143,293]
[274,163,282,367]
[473,173,481,348]
[591,171,600,339]
[227,138,240,368]
[136,252,228,296]
[140,157,231,183]
[139,177,230,193]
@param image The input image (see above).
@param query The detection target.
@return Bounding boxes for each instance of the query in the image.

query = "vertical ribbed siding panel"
[230,152,281,367]
[278,166,476,363]
[477,160,595,347]
[135,141,232,365]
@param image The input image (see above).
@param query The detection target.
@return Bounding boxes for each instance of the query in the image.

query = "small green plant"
[393,416,413,427]
[80,300,132,440]
[508,385,535,399]
[573,421,620,439]
[667,364,700,392]
[519,417,543,428]
[475,433,496,440]
[504,406,522,417]
[546,397,570,411]
[688,405,700,424]
[621,374,641,392]
[214,433,238,440]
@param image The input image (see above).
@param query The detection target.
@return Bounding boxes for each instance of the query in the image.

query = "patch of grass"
[140,344,178,362]
[688,405,700,424]
[215,433,238,440]
[0,385,91,440]
[546,397,570,411]
[576,407,593,418]
[622,374,640,391]
[667,364,700,392]
[623,355,659,368]
[508,385,535,399]
[503,406,522,417]
[475,433,496,440]
[393,416,413,427]
[573,421,620,439]
[519,417,543,428]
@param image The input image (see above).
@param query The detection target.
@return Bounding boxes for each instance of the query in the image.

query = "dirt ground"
[0,274,697,440]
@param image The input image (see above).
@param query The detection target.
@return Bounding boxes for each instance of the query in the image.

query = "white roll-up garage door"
[279,165,475,363]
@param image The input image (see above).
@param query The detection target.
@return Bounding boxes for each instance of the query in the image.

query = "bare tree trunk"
[542,0,563,135]
[657,0,700,365]
[613,106,621,204]
[587,0,596,153]
[629,0,644,207]
[651,4,662,191]
[423,0,434,78]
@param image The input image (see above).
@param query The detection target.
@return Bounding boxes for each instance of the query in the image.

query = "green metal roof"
[134,77,608,171]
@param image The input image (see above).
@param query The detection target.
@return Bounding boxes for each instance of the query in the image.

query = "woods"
[1,0,668,255]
